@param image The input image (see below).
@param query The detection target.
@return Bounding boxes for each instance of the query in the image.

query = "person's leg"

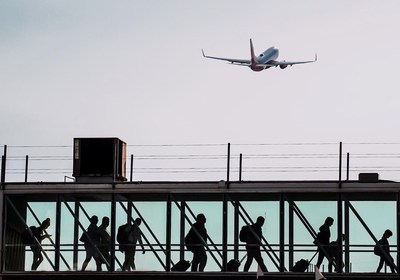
[376,257,384,273]
[253,249,268,272]
[316,248,325,269]
[243,248,255,272]
[385,256,396,273]
[124,246,134,271]
[95,257,102,271]
[198,247,207,272]
[191,247,200,271]
[81,247,93,271]
[132,245,137,270]
[31,248,43,270]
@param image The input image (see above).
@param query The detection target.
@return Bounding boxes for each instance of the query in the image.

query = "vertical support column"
[339,142,343,188]
[279,194,285,272]
[180,201,186,261]
[222,194,228,271]
[344,199,350,272]
[127,197,132,224]
[337,193,343,273]
[397,192,400,273]
[111,193,116,271]
[166,194,172,271]
[226,143,230,188]
[130,155,134,182]
[239,154,243,182]
[55,195,62,271]
[25,155,29,183]
[288,199,294,270]
[234,200,239,261]
[346,153,350,181]
[1,145,7,187]
[0,190,5,271]
[73,201,79,271]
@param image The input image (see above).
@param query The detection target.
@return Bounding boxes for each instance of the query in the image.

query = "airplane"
[202,39,317,72]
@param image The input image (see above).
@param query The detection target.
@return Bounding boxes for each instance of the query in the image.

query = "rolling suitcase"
[171,260,191,271]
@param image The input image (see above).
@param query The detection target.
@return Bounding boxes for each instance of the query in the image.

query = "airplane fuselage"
[251,47,279,71]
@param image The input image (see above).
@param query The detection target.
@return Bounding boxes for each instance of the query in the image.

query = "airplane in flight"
[202,39,317,72]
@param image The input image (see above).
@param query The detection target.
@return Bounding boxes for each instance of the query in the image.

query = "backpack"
[117,225,128,244]
[374,239,385,256]
[239,225,250,242]
[184,229,197,252]
[117,224,130,252]
[21,228,34,245]
[79,232,88,243]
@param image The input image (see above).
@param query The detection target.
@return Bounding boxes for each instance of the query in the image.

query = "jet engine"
[279,65,288,69]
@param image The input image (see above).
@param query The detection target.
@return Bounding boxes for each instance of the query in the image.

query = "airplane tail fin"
[250,38,258,65]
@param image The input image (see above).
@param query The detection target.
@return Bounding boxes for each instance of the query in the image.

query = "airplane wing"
[202,49,251,66]
[271,54,318,67]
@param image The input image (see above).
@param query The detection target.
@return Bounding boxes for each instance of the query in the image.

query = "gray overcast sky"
[2,0,400,147]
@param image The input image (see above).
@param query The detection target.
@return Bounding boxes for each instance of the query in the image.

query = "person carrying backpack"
[315,217,334,270]
[243,216,268,272]
[375,229,396,273]
[185,213,208,272]
[119,218,145,271]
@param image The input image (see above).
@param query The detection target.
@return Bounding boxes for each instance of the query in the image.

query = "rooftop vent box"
[73,138,127,183]
[358,173,379,183]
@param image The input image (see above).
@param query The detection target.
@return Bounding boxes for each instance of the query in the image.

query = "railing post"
[130,154,134,182]
[239,153,243,182]
[226,143,230,188]
[346,153,350,181]
[339,142,342,188]
[166,194,171,271]
[222,194,228,271]
[25,155,29,183]
[1,145,7,187]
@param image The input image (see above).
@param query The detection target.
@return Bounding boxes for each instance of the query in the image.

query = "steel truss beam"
[5,196,56,271]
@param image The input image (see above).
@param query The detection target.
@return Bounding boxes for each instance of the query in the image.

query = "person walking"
[119,218,145,271]
[185,213,208,272]
[81,215,102,271]
[315,217,334,270]
[243,216,268,272]
[375,229,396,273]
[98,216,111,271]
[29,218,51,270]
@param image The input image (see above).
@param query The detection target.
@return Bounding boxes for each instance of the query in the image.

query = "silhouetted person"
[376,229,396,273]
[243,216,268,272]
[30,218,51,270]
[315,217,334,269]
[98,216,111,271]
[185,213,208,272]
[81,215,102,271]
[120,218,145,271]
[327,234,345,273]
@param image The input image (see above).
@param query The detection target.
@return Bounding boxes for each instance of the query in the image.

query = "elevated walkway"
[2,271,400,280]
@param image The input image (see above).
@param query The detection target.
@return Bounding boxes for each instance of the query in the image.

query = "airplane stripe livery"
[202,39,317,72]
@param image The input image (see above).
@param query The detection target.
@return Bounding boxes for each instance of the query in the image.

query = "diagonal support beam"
[61,198,113,269]
[346,200,398,273]
[6,196,56,271]
[26,204,71,270]
[286,199,337,270]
